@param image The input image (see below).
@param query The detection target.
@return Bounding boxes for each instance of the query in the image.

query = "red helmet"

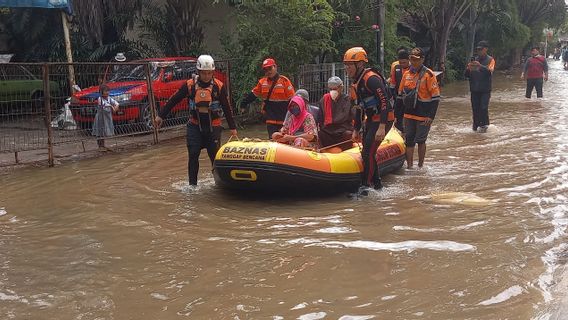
[262,58,276,69]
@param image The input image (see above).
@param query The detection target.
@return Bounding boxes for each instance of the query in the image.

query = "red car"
[70,57,228,131]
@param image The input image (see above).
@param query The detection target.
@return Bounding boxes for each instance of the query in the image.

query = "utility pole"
[379,0,385,72]
[375,0,385,73]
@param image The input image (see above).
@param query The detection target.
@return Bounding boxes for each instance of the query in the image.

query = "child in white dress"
[92,84,119,151]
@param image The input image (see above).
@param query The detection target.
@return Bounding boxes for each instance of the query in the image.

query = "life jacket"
[187,78,223,114]
[353,68,392,112]
[186,78,224,129]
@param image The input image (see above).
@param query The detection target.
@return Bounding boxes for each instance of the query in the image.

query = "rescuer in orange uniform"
[240,58,296,138]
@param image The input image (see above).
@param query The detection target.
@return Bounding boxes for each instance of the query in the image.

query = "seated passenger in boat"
[272,96,317,148]
[316,76,355,153]
[295,89,322,128]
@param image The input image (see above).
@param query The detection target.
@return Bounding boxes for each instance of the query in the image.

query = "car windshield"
[0,65,37,80]
[108,64,159,82]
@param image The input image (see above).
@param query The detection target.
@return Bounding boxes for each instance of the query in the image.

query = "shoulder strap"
[211,78,223,98]
[187,79,196,99]
[416,66,427,88]
[213,78,224,90]
[264,76,280,104]
[362,68,387,93]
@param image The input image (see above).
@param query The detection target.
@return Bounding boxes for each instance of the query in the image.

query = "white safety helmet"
[196,55,215,71]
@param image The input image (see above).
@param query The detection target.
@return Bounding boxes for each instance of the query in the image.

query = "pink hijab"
[287,95,308,135]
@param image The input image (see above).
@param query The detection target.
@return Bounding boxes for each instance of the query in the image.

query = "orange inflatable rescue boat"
[213,128,406,193]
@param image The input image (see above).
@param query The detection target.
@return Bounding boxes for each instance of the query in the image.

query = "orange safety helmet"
[343,47,368,63]
[262,58,277,69]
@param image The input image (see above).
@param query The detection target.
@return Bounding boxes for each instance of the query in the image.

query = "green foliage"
[0,5,153,62]
[479,13,530,58]
[221,0,336,102]
[72,0,148,47]
[139,0,204,57]
[445,32,466,81]
[329,0,413,68]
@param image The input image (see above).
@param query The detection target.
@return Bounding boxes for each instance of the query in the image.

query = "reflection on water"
[1,62,568,319]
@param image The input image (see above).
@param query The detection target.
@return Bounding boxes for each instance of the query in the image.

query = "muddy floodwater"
[1,62,568,320]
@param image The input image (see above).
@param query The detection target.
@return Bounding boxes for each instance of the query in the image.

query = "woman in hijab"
[272,95,317,148]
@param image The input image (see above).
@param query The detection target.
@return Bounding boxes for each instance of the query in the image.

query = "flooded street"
[1,61,568,319]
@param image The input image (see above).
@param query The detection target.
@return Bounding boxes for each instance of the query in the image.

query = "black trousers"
[186,123,222,185]
[393,98,405,132]
[361,121,393,187]
[266,123,283,139]
[470,92,491,130]
[526,78,544,98]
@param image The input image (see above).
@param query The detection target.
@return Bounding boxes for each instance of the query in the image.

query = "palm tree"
[140,0,205,56]
[72,0,152,60]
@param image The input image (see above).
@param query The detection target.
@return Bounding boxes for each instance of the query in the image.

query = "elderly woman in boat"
[272,95,317,148]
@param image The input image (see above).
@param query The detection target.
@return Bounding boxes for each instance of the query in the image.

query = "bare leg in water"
[417,143,426,168]
[406,146,414,169]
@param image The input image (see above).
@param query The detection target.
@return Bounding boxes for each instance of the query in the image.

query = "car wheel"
[138,103,154,132]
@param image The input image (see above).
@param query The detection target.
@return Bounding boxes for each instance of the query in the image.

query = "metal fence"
[0,59,232,166]
[297,62,351,103]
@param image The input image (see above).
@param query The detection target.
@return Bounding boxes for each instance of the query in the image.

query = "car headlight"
[113,93,132,102]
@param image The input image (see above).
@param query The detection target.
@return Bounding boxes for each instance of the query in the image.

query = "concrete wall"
[201,2,235,55]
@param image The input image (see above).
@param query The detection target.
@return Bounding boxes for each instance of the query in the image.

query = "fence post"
[144,63,159,144]
[331,63,336,77]
[43,64,54,167]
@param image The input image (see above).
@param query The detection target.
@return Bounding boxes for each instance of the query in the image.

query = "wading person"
[389,48,410,132]
[93,84,119,151]
[521,46,548,99]
[562,46,568,70]
[345,47,393,190]
[272,96,317,148]
[464,41,495,133]
[316,76,354,153]
[154,55,237,186]
[398,48,440,169]
[240,58,295,138]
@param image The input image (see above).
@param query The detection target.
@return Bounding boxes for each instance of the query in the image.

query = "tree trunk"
[436,24,452,84]
[465,6,477,63]
[512,47,522,66]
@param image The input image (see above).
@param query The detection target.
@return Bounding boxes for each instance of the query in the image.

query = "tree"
[402,0,471,72]
[516,0,566,61]
[517,0,567,31]
[221,0,336,103]
[329,0,413,68]
[72,0,153,61]
[458,0,530,66]
[0,8,97,62]
[140,0,204,57]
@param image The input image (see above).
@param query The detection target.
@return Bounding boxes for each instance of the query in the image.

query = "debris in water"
[430,192,492,206]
